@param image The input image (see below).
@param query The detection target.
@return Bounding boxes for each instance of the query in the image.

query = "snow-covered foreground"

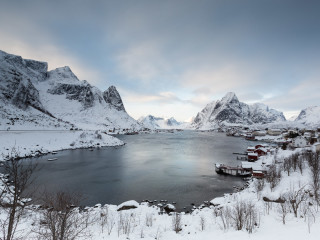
[1,136,320,239]
[0,130,123,161]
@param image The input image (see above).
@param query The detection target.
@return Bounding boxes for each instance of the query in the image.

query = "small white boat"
[48,158,58,161]
[51,151,58,154]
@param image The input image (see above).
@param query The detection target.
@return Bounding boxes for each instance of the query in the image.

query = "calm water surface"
[31,131,254,210]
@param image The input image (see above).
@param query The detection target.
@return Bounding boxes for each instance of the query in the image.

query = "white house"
[268,129,282,136]
[314,143,320,152]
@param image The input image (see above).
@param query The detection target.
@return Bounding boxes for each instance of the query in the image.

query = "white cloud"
[115,41,170,81]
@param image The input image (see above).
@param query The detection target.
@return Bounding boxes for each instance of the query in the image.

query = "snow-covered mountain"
[0,50,141,131]
[294,106,320,127]
[138,115,185,129]
[191,92,286,129]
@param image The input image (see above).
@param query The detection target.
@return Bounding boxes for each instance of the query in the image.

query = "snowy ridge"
[0,50,141,131]
[192,92,286,129]
[294,106,320,127]
[138,115,186,129]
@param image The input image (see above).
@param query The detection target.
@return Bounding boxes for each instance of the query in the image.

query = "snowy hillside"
[294,106,320,127]
[138,115,186,129]
[0,50,141,131]
[191,92,286,129]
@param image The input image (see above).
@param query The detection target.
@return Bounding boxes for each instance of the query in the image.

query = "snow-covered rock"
[117,200,139,211]
[164,203,176,213]
[191,92,286,129]
[294,106,320,127]
[0,50,141,131]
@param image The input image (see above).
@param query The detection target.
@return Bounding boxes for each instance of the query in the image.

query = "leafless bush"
[215,206,231,231]
[277,196,289,224]
[34,191,92,240]
[286,185,309,218]
[305,151,320,202]
[230,200,258,233]
[266,164,281,191]
[117,212,136,237]
[264,201,273,215]
[154,226,162,240]
[100,206,115,235]
[253,179,265,199]
[282,157,293,176]
[172,213,182,233]
[106,211,115,235]
[145,213,153,227]
[199,215,205,231]
[0,147,37,240]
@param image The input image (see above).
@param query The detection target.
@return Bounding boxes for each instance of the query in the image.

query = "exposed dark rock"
[103,86,125,111]
[263,196,285,203]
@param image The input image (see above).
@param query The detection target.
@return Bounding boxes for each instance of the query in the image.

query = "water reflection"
[31,131,254,210]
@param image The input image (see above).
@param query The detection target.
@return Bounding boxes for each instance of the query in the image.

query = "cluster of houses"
[246,144,272,162]
[218,127,320,180]
[226,127,320,150]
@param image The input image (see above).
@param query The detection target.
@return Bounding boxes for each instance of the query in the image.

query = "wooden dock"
[215,163,251,177]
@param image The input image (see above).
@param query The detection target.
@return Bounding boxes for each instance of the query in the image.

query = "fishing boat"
[215,163,251,177]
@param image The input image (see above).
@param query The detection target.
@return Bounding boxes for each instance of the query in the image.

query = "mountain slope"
[294,106,320,127]
[0,50,141,131]
[138,115,185,129]
[191,92,286,129]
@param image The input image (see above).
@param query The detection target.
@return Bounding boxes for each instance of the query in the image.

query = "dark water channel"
[30,131,255,210]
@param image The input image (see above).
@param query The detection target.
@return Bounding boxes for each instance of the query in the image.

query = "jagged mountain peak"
[221,92,239,104]
[48,66,79,83]
[138,115,183,129]
[192,92,285,129]
[103,86,125,111]
[0,50,141,131]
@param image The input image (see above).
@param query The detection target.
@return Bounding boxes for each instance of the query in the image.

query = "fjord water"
[32,131,252,210]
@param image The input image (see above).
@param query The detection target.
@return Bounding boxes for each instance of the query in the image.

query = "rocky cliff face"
[103,86,125,111]
[0,50,141,131]
[192,92,286,129]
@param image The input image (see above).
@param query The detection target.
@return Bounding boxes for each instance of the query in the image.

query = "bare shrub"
[253,179,265,199]
[100,206,115,235]
[230,200,258,233]
[266,164,281,191]
[199,215,205,231]
[264,201,273,215]
[117,212,136,237]
[286,185,309,218]
[277,196,289,224]
[215,206,231,231]
[172,213,182,233]
[0,148,37,240]
[34,191,92,240]
[145,213,153,227]
[305,151,320,202]
[283,157,293,176]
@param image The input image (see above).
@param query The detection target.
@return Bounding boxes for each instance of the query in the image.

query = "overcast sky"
[1,0,319,121]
